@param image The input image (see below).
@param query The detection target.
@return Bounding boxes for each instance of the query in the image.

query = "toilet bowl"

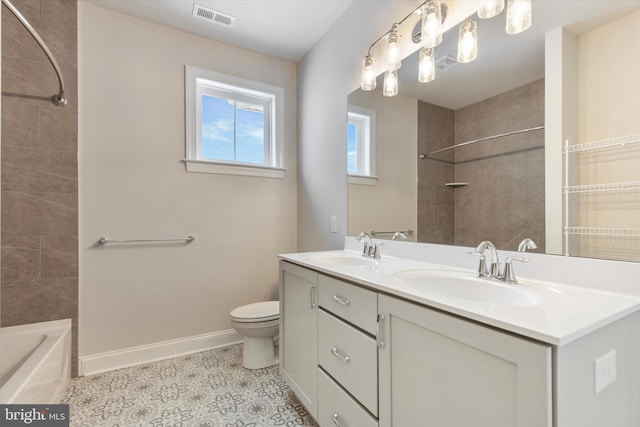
[230,301,279,369]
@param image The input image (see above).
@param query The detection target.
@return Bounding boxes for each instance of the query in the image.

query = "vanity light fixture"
[506,0,532,34]
[359,0,447,92]
[383,70,399,97]
[385,26,402,71]
[457,18,478,64]
[421,0,444,48]
[418,47,436,83]
[477,0,505,19]
[361,55,376,90]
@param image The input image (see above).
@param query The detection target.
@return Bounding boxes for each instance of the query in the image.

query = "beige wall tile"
[1,235,41,281]
[1,191,77,236]
[41,235,78,278]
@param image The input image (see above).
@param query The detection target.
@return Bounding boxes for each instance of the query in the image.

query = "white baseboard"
[79,329,242,376]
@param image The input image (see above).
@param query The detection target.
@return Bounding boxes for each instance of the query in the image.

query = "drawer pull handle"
[330,347,351,363]
[331,413,347,427]
[310,284,317,308]
[332,294,351,306]
[376,314,385,348]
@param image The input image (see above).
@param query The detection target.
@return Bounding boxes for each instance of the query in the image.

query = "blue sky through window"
[347,122,357,173]
[201,95,265,163]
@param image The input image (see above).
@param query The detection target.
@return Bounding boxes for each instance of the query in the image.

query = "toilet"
[230,301,280,369]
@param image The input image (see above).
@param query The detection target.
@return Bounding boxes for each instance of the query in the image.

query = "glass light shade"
[477,0,504,19]
[361,56,376,91]
[506,0,531,34]
[385,30,402,71]
[418,47,435,83]
[457,19,478,64]
[421,0,443,48]
[383,70,398,97]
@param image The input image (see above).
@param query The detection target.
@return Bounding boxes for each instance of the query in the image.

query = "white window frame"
[347,105,377,185]
[184,65,285,178]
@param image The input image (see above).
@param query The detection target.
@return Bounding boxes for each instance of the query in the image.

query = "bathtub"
[0,319,71,404]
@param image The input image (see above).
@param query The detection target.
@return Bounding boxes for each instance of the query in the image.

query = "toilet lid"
[230,301,279,322]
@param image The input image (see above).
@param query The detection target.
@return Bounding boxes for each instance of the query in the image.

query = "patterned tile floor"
[61,344,318,427]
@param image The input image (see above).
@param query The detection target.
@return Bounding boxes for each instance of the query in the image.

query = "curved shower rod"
[2,0,67,106]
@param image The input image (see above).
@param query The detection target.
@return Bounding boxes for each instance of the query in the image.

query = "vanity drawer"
[318,368,378,427]
[318,309,378,415]
[318,274,377,334]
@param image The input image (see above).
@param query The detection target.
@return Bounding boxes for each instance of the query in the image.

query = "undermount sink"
[307,252,375,267]
[393,270,541,307]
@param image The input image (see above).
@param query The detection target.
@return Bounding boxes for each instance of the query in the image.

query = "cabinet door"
[279,261,318,419]
[378,294,552,427]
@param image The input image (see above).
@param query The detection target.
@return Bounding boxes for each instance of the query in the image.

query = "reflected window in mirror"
[347,105,377,185]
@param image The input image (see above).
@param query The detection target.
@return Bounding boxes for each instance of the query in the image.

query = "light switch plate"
[594,349,617,394]
[330,216,338,233]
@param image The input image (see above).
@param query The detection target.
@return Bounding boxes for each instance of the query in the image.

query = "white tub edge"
[0,319,71,404]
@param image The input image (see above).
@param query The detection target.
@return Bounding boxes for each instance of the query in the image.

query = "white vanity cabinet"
[280,252,640,427]
[378,294,552,427]
[279,262,319,418]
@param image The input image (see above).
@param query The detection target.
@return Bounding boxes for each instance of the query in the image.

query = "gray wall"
[1,0,78,374]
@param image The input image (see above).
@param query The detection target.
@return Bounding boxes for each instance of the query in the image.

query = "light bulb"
[506,0,531,34]
[385,29,401,71]
[478,0,504,19]
[418,47,435,83]
[457,19,478,64]
[361,56,376,91]
[421,0,443,48]
[383,70,398,97]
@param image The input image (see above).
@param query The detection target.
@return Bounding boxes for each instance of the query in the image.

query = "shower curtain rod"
[2,0,67,106]
[424,125,545,157]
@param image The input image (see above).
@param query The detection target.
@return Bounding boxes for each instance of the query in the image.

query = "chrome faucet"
[471,240,530,284]
[517,238,537,252]
[472,241,500,278]
[357,232,381,259]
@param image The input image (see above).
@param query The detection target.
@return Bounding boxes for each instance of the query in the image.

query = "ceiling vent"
[435,54,458,72]
[192,3,236,28]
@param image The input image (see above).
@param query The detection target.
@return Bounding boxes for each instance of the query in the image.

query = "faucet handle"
[392,232,407,240]
[467,251,488,277]
[372,242,383,259]
[502,256,528,284]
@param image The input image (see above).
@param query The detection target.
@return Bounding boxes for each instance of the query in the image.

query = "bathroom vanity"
[279,247,640,427]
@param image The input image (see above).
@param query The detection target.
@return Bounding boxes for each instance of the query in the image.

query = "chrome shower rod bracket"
[2,0,68,106]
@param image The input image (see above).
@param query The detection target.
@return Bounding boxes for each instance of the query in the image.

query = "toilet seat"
[230,301,279,323]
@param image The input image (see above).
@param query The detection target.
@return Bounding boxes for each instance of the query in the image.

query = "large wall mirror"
[347,0,640,263]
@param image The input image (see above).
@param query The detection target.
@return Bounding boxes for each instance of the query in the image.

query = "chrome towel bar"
[97,236,196,246]
[370,229,414,237]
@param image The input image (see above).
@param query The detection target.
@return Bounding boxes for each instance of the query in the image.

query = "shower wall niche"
[418,79,545,252]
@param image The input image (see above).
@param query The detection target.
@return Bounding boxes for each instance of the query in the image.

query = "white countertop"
[279,249,640,346]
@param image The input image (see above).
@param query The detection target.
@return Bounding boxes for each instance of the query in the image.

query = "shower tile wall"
[1,0,78,374]
[417,102,455,244]
[418,79,545,251]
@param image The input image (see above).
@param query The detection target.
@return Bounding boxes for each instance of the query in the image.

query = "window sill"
[184,159,286,178]
[348,175,378,186]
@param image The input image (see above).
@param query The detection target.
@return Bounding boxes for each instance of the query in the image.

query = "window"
[185,66,285,178]
[347,105,376,185]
